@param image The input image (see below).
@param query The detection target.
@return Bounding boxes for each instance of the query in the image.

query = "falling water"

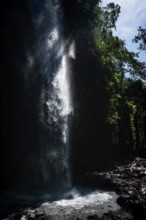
[35,0,73,194]
[48,47,72,143]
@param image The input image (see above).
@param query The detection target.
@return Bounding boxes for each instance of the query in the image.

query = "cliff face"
[62,0,116,181]
[1,0,63,191]
[0,0,116,191]
[1,0,35,190]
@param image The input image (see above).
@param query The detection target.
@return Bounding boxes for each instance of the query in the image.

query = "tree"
[124,79,146,155]
[133,26,146,52]
[92,3,146,156]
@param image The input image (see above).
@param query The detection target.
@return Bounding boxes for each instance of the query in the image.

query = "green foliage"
[126,100,137,148]
[91,2,146,153]
[133,26,146,52]
[107,93,121,144]
[66,0,146,165]
[102,3,120,29]
[93,31,146,80]
[124,79,146,151]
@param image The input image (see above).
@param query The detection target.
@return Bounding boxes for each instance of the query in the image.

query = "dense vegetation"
[62,0,146,182]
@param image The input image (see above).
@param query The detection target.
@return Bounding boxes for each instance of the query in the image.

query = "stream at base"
[0,188,120,220]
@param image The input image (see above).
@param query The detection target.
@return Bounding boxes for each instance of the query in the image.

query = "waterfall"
[0,0,74,195]
[33,0,73,194]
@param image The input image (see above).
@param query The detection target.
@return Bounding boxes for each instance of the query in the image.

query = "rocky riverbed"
[93,157,146,219]
[0,189,120,220]
[0,158,146,220]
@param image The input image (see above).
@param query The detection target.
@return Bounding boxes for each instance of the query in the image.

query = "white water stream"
[10,189,119,220]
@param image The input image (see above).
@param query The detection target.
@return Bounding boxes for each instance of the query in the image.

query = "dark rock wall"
[1,0,36,191]
[1,0,60,191]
